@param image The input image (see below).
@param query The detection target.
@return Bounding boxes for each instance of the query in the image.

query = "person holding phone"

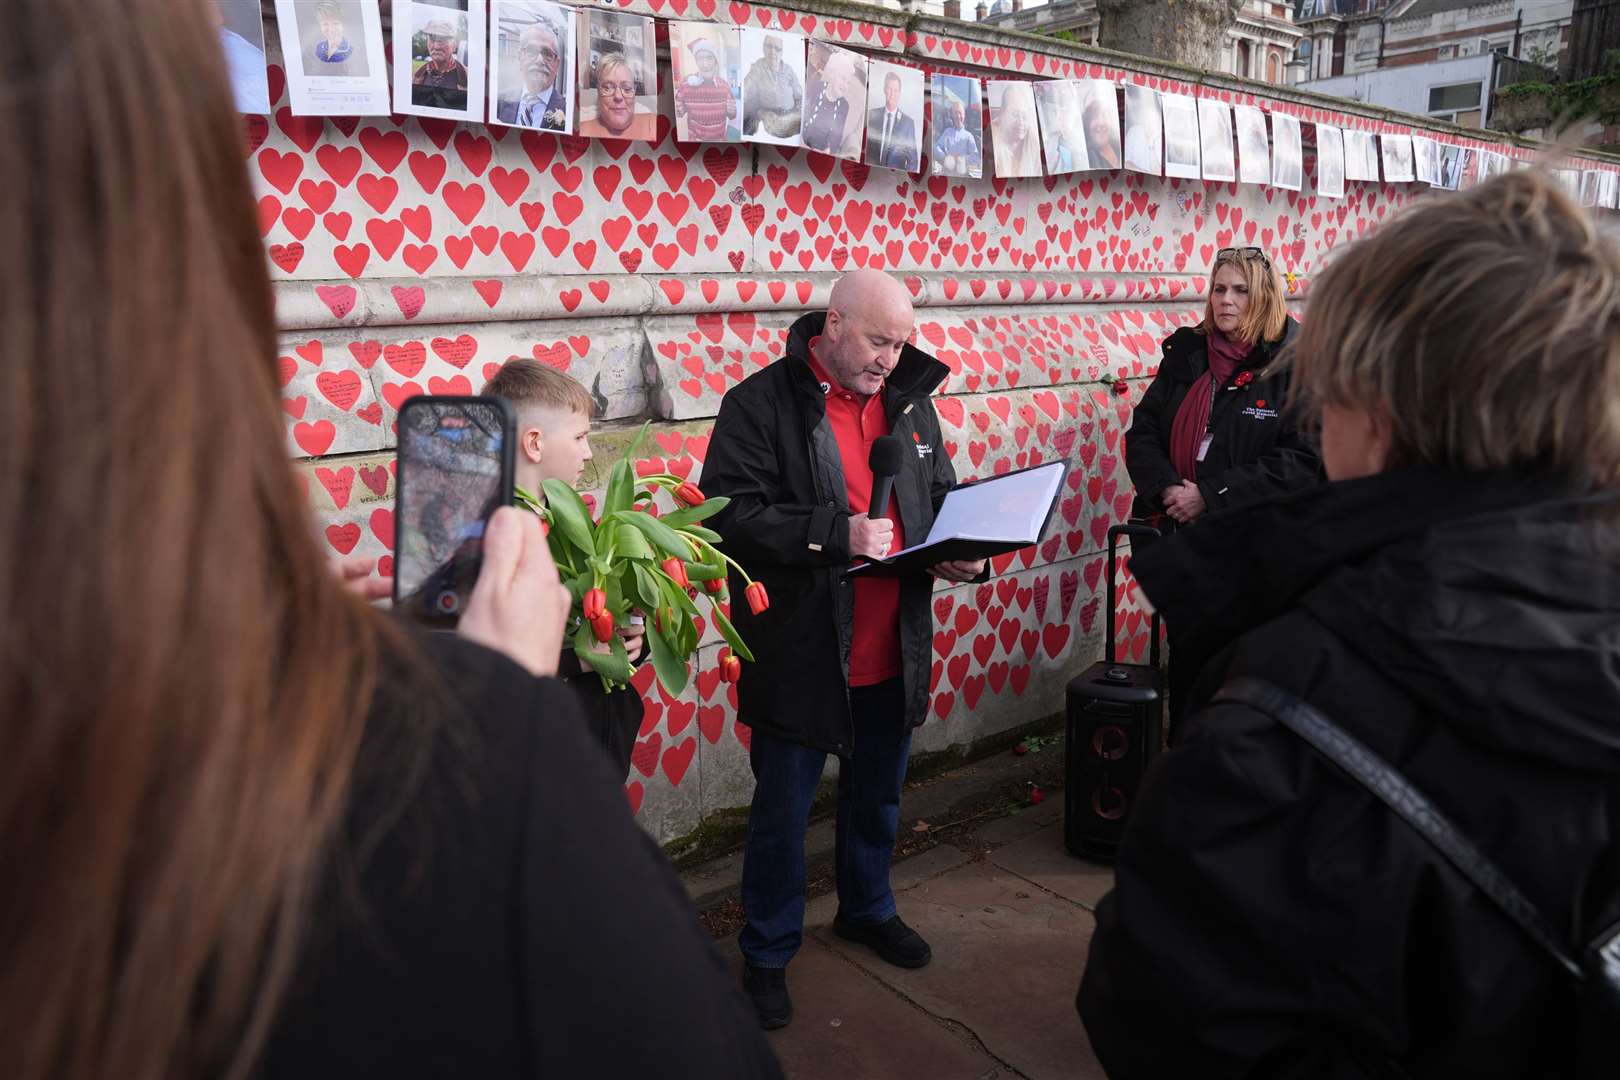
[480,358,649,780]
[0,3,782,1078]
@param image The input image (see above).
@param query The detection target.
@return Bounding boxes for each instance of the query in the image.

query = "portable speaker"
[1064,523,1163,861]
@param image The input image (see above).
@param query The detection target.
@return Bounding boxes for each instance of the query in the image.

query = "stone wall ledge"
[271,271,1285,332]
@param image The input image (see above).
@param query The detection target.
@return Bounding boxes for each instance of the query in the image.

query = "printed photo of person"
[670,23,740,143]
[929,74,983,179]
[865,61,924,172]
[1380,133,1415,183]
[1315,123,1345,199]
[1438,143,1462,190]
[1603,170,1619,210]
[274,0,389,115]
[1342,129,1376,182]
[1412,134,1441,186]
[987,81,1043,178]
[1197,98,1234,182]
[1457,147,1483,188]
[1076,79,1121,171]
[577,10,656,141]
[1122,83,1162,176]
[490,0,575,132]
[1363,129,1383,180]
[395,0,484,119]
[1034,80,1086,174]
[1271,111,1302,191]
[1159,92,1200,180]
[214,0,270,113]
[1233,104,1269,185]
[1580,169,1603,207]
[301,0,367,76]
[740,29,805,145]
[800,43,865,160]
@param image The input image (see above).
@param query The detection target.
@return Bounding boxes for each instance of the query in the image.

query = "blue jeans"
[739,678,912,969]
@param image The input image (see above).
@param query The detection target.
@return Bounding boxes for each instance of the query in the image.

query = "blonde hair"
[1200,249,1288,346]
[1284,168,1620,484]
[480,357,594,419]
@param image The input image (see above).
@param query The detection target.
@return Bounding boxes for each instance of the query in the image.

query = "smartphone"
[392,395,515,628]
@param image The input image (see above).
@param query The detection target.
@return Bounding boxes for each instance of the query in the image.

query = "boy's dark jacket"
[557,642,646,779]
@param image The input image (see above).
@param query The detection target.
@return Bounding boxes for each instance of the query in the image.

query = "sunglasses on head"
[1217,246,1271,267]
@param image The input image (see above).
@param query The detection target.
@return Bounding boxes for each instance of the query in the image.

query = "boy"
[480,359,646,779]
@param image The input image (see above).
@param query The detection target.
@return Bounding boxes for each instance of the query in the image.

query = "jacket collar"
[783,311,950,412]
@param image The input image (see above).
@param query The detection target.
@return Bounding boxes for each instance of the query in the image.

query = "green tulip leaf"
[572,622,633,683]
[608,509,696,560]
[710,603,755,663]
[603,455,635,518]
[541,478,596,557]
[643,619,690,697]
[659,495,729,528]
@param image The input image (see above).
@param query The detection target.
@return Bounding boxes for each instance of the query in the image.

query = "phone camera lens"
[435,590,460,615]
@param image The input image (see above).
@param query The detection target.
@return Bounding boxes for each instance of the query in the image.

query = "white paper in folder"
[891,460,1066,557]
[847,460,1069,577]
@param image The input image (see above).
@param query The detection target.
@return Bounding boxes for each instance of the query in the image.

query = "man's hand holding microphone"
[860,435,984,583]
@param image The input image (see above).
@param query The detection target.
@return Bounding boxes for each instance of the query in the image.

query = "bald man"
[703,270,984,1029]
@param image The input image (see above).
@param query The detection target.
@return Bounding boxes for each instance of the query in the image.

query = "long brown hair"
[1199,248,1289,346]
[0,2,398,1077]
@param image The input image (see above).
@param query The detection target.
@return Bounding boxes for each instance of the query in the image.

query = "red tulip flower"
[662,557,690,590]
[582,587,607,623]
[704,577,726,595]
[590,612,615,643]
[745,581,769,615]
[720,650,742,683]
[674,481,706,508]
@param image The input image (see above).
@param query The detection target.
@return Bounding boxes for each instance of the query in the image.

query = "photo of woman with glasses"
[1123,247,1320,738]
[576,10,657,141]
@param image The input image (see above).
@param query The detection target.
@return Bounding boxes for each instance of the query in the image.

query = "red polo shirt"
[808,339,905,687]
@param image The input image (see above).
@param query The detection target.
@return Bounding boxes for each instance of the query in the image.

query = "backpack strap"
[1212,676,1584,981]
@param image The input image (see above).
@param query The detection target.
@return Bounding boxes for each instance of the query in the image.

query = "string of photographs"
[233,2,1620,202]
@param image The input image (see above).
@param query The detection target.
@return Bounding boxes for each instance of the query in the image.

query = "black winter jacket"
[1124,319,1320,522]
[701,312,955,754]
[261,632,781,1078]
[1079,468,1620,1079]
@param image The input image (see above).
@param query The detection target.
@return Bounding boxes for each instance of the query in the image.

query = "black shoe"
[832,912,932,969]
[742,964,792,1030]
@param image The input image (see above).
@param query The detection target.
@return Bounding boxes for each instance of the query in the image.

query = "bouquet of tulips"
[515,424,769,695]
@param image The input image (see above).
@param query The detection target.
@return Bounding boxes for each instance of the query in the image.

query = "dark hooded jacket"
[1079,467,1620,1079]
[1125,318,1320,523]
[700,312,956,755]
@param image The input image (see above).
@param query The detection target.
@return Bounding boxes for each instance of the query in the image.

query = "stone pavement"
[719,801,1116,1080]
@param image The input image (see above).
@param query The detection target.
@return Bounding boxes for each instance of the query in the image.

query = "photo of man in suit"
[865,66,920,172]
[493,3,571,131]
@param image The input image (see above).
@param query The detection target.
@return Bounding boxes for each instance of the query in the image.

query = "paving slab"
[725,936,1009,1080]
[987,822,1115,912]
[811,860,1105,1080]
[972,798,1064,849]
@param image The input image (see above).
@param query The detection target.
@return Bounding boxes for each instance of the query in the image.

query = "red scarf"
[1169,331,1250,482]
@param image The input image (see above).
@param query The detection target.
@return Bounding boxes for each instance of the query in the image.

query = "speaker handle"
[1105,523,1162,668]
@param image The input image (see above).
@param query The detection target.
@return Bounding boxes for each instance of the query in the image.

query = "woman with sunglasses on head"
[1123,248,1321,740]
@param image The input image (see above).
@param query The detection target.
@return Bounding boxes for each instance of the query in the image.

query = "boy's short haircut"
[479,358,594,419]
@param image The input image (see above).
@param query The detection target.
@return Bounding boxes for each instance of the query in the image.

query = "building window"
[1238,40,1251,76]
[1267,52,1281,82]
[1438,45,1454,59]
[1428,81,1482,113]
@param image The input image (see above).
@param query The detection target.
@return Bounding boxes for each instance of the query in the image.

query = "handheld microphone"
[868,435,906,520]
